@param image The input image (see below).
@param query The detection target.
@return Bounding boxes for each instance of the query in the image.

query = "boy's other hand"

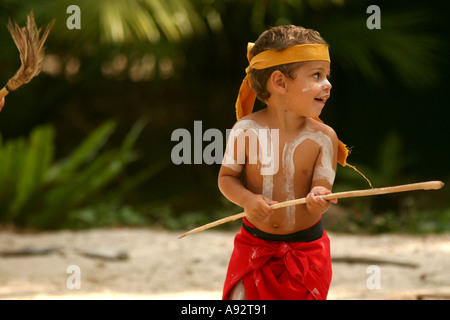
[0,98,5,112]
[306,186,337,214]
[244,194,278,221]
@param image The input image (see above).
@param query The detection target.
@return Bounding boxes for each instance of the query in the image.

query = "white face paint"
[302,87,311,92]
[317,78,331,88]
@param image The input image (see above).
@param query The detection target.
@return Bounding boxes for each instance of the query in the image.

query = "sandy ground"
[0,227,449,300]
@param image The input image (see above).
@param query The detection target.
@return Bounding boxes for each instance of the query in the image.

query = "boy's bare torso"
[227,110,336,235]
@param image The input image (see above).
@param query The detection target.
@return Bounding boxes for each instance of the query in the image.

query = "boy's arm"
[218,166,276,221]
[218,165,250,208]
[306,127,339,215]
[218,127,276,221]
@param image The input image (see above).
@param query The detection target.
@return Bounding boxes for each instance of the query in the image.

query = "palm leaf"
[10,125,54,216]
[32,0,207,45]
[47,120,116,182]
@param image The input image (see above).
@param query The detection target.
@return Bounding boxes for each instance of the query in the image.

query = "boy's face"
[284,61,332,118]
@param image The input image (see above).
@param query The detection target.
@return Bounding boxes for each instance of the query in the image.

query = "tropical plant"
[0,118,154,229]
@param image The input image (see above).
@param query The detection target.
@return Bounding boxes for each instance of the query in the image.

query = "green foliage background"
[0,0,448,232]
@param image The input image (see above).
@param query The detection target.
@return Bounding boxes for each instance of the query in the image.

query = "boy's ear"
[269,70,287,94]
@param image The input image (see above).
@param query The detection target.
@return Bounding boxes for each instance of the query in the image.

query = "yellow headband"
[249,43,330,70]
[235,42,350,167]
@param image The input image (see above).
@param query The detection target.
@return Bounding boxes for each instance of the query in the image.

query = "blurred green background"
[0,0,448,233]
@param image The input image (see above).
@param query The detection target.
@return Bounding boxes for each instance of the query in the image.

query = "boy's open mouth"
[314,94,330,103]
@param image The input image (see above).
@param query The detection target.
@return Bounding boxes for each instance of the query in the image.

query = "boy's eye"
[312,73,331,80]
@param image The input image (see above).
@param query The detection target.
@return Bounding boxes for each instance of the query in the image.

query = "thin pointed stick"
[0,12,54,101]
[179,181,444,239]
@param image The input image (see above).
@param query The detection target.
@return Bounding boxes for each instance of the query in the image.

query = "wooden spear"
[179,181,444,239]
[0,12,54,103]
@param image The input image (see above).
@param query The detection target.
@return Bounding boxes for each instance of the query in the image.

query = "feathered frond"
[5,12,54,91]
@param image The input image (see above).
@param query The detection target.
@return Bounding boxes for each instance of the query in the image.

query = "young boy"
[219,25,350,300]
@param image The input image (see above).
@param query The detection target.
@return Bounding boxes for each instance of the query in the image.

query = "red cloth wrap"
[222,219,332,300]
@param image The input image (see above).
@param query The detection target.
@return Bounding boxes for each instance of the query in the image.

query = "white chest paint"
[280,127,335,230]
[222,120,279,200]
[223,120,335,230]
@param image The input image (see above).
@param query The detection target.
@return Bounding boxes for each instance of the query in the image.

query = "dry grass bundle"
[0,12,54,101]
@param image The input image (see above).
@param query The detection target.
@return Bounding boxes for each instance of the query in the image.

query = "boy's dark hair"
[249,25,328,102]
